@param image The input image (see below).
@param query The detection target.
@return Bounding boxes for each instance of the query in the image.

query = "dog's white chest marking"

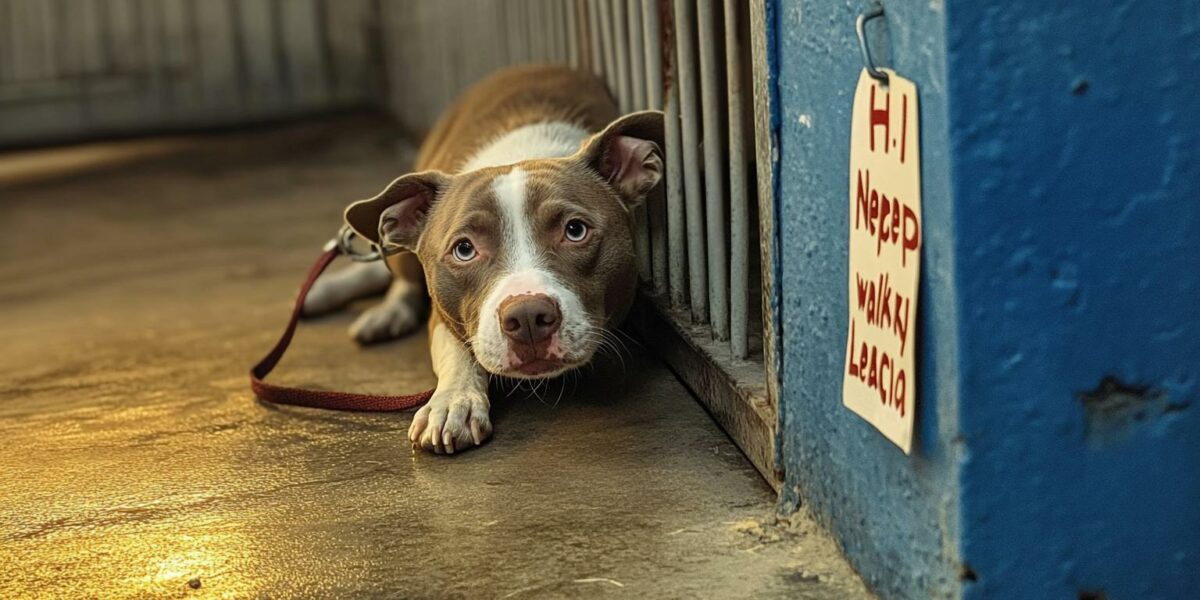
[461,121,590,172]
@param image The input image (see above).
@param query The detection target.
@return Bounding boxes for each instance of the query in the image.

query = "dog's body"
[305,66,664,453]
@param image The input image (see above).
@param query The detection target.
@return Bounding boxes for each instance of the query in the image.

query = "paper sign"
[843,68,922,454]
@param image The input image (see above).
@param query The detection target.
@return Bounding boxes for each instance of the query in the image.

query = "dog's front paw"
[408,389,492,454]
[349,297,422,344]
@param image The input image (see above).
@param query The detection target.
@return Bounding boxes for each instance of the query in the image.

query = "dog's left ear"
[576,110,665,206]
[343,170,451,251]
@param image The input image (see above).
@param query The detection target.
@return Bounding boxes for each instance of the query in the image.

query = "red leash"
[250,245,434,411]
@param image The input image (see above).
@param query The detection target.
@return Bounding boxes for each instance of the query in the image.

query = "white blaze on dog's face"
[345,111,664,379]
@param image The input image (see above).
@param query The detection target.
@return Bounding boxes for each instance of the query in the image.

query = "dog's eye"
[452,239,477,262]
[564,219,589,242]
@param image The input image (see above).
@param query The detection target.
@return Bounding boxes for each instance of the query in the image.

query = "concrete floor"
[0,119,869,599]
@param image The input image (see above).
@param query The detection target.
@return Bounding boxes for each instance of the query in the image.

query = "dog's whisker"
[505,375,528,399]
[584,327,629,377]
[552,376,567,408]
[533,380,551,407]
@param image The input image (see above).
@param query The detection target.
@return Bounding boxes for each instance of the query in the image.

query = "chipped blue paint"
[759,0,787,479]
[771,0,1198,598]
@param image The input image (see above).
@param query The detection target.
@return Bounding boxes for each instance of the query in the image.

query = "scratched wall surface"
[773,0,1199,598]
[946,2,1200,598]
[773,1,963,598]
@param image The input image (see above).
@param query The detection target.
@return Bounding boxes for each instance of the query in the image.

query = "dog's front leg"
[409,318,491,454]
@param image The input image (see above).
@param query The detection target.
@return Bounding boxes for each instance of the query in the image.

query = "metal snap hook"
[856,6,889,85]
[330,224,403,263]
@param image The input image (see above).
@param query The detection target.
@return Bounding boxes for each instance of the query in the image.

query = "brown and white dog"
[303,65,664,454]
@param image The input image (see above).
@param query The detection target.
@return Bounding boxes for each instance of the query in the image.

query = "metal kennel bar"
[627,0,647,110]
[597,0,618,89]
[587,0,605,76]
[566,1,581,68]
[664,35,689,307]
[672,0,709,324]
[697,0,729,341]
[611,0,633,113]
[642,0,669,295]
[725,0,750,359]
[610,0,652,280]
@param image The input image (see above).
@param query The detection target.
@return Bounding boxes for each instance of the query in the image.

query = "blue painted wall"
[946,2,1199,598]
[772,1,1199,598]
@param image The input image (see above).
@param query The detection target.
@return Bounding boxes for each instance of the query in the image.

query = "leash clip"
[330,224,403,263]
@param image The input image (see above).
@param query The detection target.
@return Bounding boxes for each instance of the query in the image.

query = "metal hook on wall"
[856,5,889,85]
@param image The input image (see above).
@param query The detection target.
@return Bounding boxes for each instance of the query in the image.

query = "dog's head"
[345,111,664,379]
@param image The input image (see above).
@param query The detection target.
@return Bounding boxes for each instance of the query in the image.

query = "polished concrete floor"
[0,119,869,599]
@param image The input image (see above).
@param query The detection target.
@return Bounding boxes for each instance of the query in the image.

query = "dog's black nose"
[499,294,561,346]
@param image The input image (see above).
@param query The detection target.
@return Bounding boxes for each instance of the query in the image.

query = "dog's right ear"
[344,171,450,251]
[574,110,665,207]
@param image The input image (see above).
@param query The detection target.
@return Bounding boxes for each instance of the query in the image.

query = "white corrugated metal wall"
[0,0,380,147]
